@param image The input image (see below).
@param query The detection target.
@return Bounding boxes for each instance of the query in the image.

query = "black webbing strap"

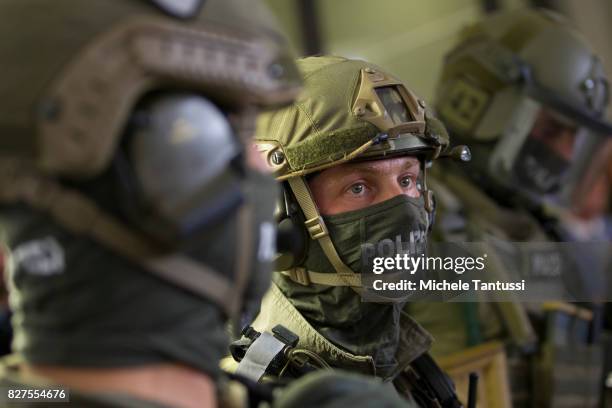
[411,353,463,408]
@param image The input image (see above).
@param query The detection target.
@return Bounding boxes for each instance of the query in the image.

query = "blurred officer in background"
[225,56,465,408]
[559,141,612,241]
[408,8,612,407]
[0,0,303,406]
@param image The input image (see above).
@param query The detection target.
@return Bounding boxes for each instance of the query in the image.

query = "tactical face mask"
[324,194,429,276]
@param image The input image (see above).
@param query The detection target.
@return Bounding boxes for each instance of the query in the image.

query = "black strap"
[226,372,277,408]
[410,353,463,408]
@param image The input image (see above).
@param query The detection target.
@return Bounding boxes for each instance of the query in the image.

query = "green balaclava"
[255,56,449,376]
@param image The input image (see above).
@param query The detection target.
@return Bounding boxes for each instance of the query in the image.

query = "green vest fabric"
[239,283,432,385]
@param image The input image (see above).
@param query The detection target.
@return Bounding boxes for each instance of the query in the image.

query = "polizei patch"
[12,237,65,277]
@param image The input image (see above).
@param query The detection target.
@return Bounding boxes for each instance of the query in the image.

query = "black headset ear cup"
[274,182,309,269]
[276,216,307,266]
[110,92,246,245]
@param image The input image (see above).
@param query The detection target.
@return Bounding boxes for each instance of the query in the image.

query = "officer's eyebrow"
[347,157,420,174]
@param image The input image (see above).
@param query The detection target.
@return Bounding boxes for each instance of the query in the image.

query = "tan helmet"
[255,56,450,288]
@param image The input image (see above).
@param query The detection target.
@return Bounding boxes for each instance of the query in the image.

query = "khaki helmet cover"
[257,56,448,179]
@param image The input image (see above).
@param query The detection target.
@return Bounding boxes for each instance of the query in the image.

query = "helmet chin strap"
[281,176,362,289]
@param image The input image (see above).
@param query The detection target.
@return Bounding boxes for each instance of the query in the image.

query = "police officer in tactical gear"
[0,0,305,406]
[225,56,464,408]
[408,8,612,407]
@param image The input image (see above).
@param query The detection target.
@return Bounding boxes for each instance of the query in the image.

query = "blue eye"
[400,177,413,188]
[350,183,365,194]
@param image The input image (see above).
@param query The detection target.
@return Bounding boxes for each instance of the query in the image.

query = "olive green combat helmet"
[255,56,450,288]
[435,8,612,213]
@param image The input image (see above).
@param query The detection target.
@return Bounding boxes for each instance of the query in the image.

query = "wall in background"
[559,0,612,118]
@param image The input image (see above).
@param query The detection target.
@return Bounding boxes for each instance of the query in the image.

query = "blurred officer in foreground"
[225,56,465,407]
[0,0,305,406]
[409,8,612,407]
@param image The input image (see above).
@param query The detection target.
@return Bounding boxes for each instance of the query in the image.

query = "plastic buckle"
[290,268,311,286]
[304,216,328,239]
[272,325,299,348]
